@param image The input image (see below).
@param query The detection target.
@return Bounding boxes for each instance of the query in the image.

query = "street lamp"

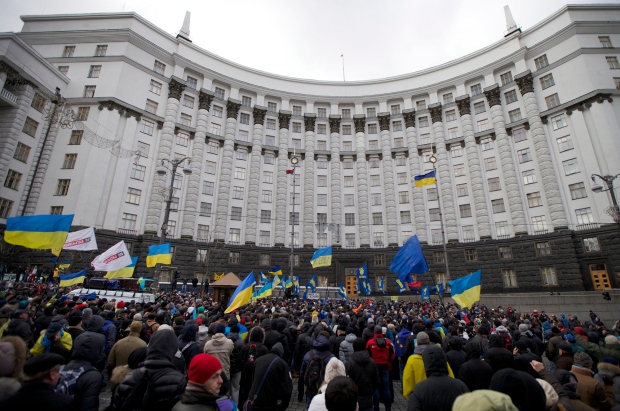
[154,157,192,288]
[591,173,620,223]
[289,155,300,296]
[429,154,451,283]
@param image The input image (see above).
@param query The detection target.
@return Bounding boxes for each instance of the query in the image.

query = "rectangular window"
[504,90,518,104]
[551,114,567,130]
[318,124,327,135]
[400,210,411,224]
[496,221,510,237]
[541,266,558,286]
[395,172,407,185]
[431,229,443,244]
[536,241,551,256]
[443,93,454,104]
[392,121,403,132]
[55,179,71,196]
[545,93,561,109]
[131,164,146,181]
[292,122,301,133]
[145,99,158,114]
[231,207,242,221]
[62,46,75,57]
[600,36,613,48]
[202,181,214,195]
[502,269,518,288]
[366,107,376,117]
[264,135,275,146]
[262,190,272,203]
[83,85,96,98]
[174,132,189,147]
[523,169,537,185]
[512,127,527,143]
[211,123,222,135]
[500,71,513,85]
[345,233,356,248]
[445,110,456,122]
[477,119,490,132]
[392,137,403,148]
[465,249,477,261]
[416,100,427,110]
[399,191,409,204]
[121,213,137,230]
[197,225,209,241]
[345,213,355,226]
[451,145,463,158]
[342,108,351,118]
[292,138,301,150]
[137,141,150,157]
[583,237,601,252]
[289,192,299,205]
[205,161,217,174]
[186,76,198,89]
[260,210,271,223]
[22,117,39,137]
[369,159,380,168]
[345,194,355,206]
[488,177,501,191]
[429,208,440,222]
[153,60,166,74]
[471,83,482,96]
[557,135,574,152]
[508,108,522,122]
[292,106,303,116]
[87,65,101,78]
[318,175,327,187]
[460,204,472,218]
[206,140,219,154]
[372,212,383,225]
[498,246,512,259]
[342,125,352,135]
[563,158,580,175]
[31,93,47,112]
[390,104,401,115]
[427,188,438,201]
[540,73,555,89]
[492,198,505,213]
[289,212,299,225]
[532,215,547,232]
[484,157,497,171]
[212,105,223,118]
[239,96,251,108]
[454,164,465,177]
[13,142,31,163]
[239,113,250,125]
[50,206,63,215]
[344,175,354,187]
[140,119,155,136]
[535,54,549,69]
[418,116,429,128]
[4,170,21,190]
[235,147,247,160]
[433,251,445,263]
[233,186,244,200]
[607,56,620,69]
[149,80,162,95]
[258,232,271,248]
[234,167,246,180]
[62,153,77,169]
[126,187,142,205]
[373,233,385,247]
[229,250,240,262]
[527,191,543,207]
[183,94,195,109]
[200,202,212,217]
[448,127,458,140]
[517,148,532,163]
[474,101,486,114]
[214,87,225,100]
[317,194,327,206]
[456,183,468,197]
[265,118,276,130]
[575,207,594,225]
[76,107,90,121]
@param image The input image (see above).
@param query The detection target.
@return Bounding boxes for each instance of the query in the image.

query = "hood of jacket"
[271,342,284,358]
[71,331,104,364]
[313,334,331,351]
[210,333,230,346]
[597,362,620,376]
[84,315,105,333]
[373,333,386,348]
[464,340,482,360]
[351,350,371,365]
[422,345,449,377]
[179,324,197,343]
[345,333,357,343]
[147,329,179,363]
[398,329,411,339]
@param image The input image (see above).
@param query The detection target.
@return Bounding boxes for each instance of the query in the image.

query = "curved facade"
[1,4,620,292]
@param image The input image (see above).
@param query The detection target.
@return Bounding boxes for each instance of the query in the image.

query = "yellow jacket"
[30,330,73,356]
[402,346,453,400]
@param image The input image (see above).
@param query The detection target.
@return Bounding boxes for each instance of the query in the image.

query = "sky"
[1,0,617,81]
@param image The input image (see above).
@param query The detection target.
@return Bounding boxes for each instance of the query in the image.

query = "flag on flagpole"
[59,269,87,287]
[414,170,436,187]
[146,243,172,267]
[105,256,138,279]
[436,283,444,295]
[259,271,269,284]
[284,276,293,289]
[363,280,372,296]
[378,277,386,294]
[272,275,281,288]
[355,264,368,279]
[137,276,147,290]
[58,261,72,269]
[293,276,300,295]
[91,241,132,272]
[310,246,332,268]
[449,270,482,308]
[285,169,294,174]
[338,284,347,299]
[421,285,430,301]
[268,266,282,276]
[225,272,256,313]
[5,214,74,255]
[53,227,98,255]
[395,278,407,293]
[307,276,316,292]
[256,281,273,299]
[389,235,429,281]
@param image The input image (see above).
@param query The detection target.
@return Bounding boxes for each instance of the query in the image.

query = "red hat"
[117,301,125,309]
[76,304,87,310]
[188,354,222,385]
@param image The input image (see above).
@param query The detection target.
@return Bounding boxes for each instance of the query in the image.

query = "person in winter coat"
[571,351,615,411]
[109,347,146,404]
[346,337,380,411]
[0,336,27,400]
[457,340,492,392]
[81,314,107,372]
[178,324,202,370]
[299,332,335,407]
[513,339,542,378]
[451,390,519,411]
[294,322,314,378]
[339,332,357,364]
[262,319,290,359]
[30,322,72,361]
[362,318,376,342]
[62,329,105,411]
[514,324,545,357]
[594,358,620,403]
[114,329,188,411]
[203,324,234,381]
[4,310,34,348]
[107,321,147,372]
[402,332,454,400]
[102,311,118,355]
[238,326,269,406]
[445,336,466,378]
[485,334,515,374]
[489,368,547,411]
[556,341,575,371]
[367,325,396,411]
[395,326,412,381]
[407,345,469,411]
[470,325,490,358]
[555,369,598,411]
[171,354,233,411]
[575,334,620,363]
[330,322,348,357]
[226,324,245,404]
[246,342,293,411]
[309,357,346,411]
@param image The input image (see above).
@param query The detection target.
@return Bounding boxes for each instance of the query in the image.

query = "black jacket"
[407,345,469,411]
[114,330,187,411]
[457,342,492,392]
[81,315,107,371]
[5,318,34,348]
[64,332,105,411]
[485,347,515,373]
[264,328,290,359]
[0,381,73,410]
[346,350,380,409]
[246,343,292,411]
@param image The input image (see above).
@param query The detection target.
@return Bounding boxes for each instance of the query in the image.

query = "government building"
[1,4,619,296]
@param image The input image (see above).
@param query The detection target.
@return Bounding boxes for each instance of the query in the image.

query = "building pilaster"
[303,114,316,247]
[244,105,267,245]
[403,109,426,243]
[354,115,371,247]
[329,115,342,245]
[274,111,291,246]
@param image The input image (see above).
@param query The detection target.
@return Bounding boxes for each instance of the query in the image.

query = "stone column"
[181,90,213,239]
[0,62,17,93]
[145,78,186,235]
[212,98,241,242]
[244,105,267,245]
[354,115,371,247]
[303,114,317,247]
[403,109,426,242]
[484,85,527,235]
[329,115,342,245]
[456,96,491,239]
[516,72,568,230]
[378,113,398,246]
[428,104,458,242]
[274,111,291,246]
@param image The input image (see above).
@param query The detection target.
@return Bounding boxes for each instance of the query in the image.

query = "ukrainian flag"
[105,256,138,279]
[146,243,172,267]
[272,274,281,288]
[137,276,146,290]
[256,281,273,298]
[449,270,482,309]
[260,271,269,284]
[414,170,436,187]
[310,246,332,268]
[268,266,282,276]
[284,276,293,289]
[307,275,316,292]
[338,284,347,299]
[225,272,256,313]
[59,269,87,287]
[58,260,72,269]
[5,214,74,255]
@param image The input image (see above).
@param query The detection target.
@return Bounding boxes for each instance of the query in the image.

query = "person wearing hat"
[572,351,615,410]
[594,357,620,404]
[246,342,292,411]
[345,337,379,411]
[30,322,73,362]
[574,332,620,363]
[556,341,575,371]
[204,323,234,383]
[172,354,228,411]
[0,353,74,410]
[107,321,147,373]
[4,309,34,348]
[403,331,452,400]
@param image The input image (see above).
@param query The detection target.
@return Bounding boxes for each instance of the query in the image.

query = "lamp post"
[591,173,620,223]
[154,157,192,288]
[429,154,451,282]
[289,155,300,297]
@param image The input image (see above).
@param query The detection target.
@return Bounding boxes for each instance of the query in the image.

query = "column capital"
[278,110,291,129]
[329,115,341,133]
[253,105,267,125]
[455,95,471,116]
[226,98,241,119]
[353,114,366,133]
[483,84,501,107]
[515,70,534,95]
[198,90,214,111]
[168,77,186,100]
[402,108,416,128]
[428,103,443,123]
[304,113,316,132]
[378,113,390,131]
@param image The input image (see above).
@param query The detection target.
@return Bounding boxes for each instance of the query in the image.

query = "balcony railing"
[117,228,137,236]
[462,237,477,243]
[0,88,17,105]
[496,234,511,240]
[575,223,600,231]
[533,229,549,235]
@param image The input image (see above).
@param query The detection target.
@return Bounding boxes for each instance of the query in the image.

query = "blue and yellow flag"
[363,279,372,296]
[421,285,430,300]
[105,256,138,279]
[5,214,74,256]
[137,276,146,290]
[255,281,273,299]
[307,275,316,292]
[293,276,300,295]
[449,270,482,309]
[414,170,436,187]
[259,271,269,284]
[58,260,72,269]
[268,265,282,276]
[395,278,407,293]
[59,269,87,287]
[214,272,225,281]
[225,272,256,313]
[389,235,429,281]
[284,276,293,289]
[338,284,347,299]
[378,277,386,294]
[435,283,445,295]
[310,246,332,268]
[146,243,172,267]
[272,274,281,288]
[355,264,368,279]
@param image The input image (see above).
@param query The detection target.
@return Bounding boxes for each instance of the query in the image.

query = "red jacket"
[366,333,395,367]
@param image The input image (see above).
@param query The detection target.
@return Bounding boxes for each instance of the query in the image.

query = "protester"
[346,337,379,411]
[0,336,27,400]
[246,342,293,411]
[30,322,72,361]
[171,354,230,411]
[324,376,359,411]
[107,321,147,372]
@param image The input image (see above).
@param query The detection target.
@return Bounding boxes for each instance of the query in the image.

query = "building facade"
[1,5,620,293]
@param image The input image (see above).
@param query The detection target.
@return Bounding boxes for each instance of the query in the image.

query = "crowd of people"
[0,279,619,411]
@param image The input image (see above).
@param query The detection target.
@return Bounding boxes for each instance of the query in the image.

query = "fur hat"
[573,352,593,369]
[605,335,620,346]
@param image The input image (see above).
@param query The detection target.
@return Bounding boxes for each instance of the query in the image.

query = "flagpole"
[429,155,451,285]
[341,54,345,82]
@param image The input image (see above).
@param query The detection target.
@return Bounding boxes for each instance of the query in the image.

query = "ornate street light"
[591,173,620,223]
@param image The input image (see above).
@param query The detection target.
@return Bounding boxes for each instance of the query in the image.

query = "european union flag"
[389,235,429,281]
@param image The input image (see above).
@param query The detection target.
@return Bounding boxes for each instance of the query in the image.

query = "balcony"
[575,223,600,231]
[117,228,137,236]
[0,88,17,107]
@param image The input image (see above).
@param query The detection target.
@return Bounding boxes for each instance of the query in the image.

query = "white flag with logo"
[61,227,98,251]
[91,241,132,272]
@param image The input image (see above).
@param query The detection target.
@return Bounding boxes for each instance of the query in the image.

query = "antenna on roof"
[177,11,192,42]
[503,5,522,37]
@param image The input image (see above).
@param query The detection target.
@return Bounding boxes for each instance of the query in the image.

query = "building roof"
[210,272,241,287]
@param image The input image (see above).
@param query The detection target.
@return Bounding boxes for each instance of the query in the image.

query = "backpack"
[244,343,259,372]
[502,334,513,352]
[55,365,96,396]
[304,351,330,395]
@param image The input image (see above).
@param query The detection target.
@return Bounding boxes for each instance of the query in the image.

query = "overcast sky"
[1,0,617,81]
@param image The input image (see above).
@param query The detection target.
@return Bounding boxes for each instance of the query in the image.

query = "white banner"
[307,293,320,300]
[91,241,132,272]
[62,227,98,251]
